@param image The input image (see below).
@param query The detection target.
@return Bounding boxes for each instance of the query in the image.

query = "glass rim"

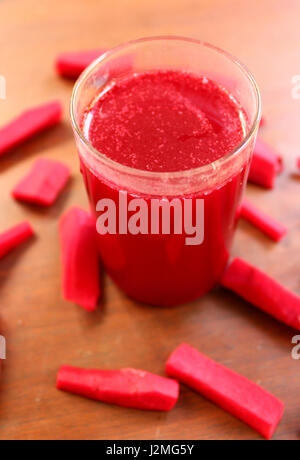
[70,35,261,180]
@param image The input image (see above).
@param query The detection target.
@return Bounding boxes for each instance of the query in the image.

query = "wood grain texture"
[0,0,300,440]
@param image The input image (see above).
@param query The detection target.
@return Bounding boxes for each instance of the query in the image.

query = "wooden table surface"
[0,0,300,441]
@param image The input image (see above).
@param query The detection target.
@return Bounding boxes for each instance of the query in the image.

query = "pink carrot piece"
[0,221,34,259]
[12,158,70,206]
[221,258,300,330]
[240,199,287,242]
[0,101,63,157]
[55,49,107,79]
[59,207,101,312]
[248,138,283,188]
[166,343,284,440]
[55,50,134,80]
[57,366,179,411]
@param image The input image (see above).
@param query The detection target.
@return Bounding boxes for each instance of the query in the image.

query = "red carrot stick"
[57,366,179,411]
[12,158,71,206]
[59,207,101,312]
[55,49,106,79]
[55,49,134,80]
[257,138,283,173]
[221,258,300,330]
[240,199,287,242]
[248,138,283,188]
[166,344,284,440]
[0,101,63,157]
[0,221,34,259]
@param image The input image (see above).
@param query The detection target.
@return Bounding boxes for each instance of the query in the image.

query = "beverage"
[71,38,260,306]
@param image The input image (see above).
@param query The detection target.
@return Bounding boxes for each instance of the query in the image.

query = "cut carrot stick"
[55,49,106,79]
[55,49,134,80]
[59,207,101,311]
[166,343,284,440]
[12,158,71,206]
[248,138,283,188]
[57,366,179,411]
[0,221,34,259]
[221,258,300,330]
[0,101,63,157]
[240,199,287,242]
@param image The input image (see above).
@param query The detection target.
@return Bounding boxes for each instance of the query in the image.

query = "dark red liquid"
[80,71,248,306]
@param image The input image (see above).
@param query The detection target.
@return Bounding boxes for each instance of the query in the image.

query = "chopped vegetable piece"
[256,138,283,173]
[59,207,101,311]
[166,343,284,440]
[221,258,300,330]
[240,199,287,242]
[55,49,134,80]
[297,158,300,169]
[248,138,283,188]
[0,101,63,157]
[12,158,71,206]
[57,366,179,411]
[0,221,34,259]
[55,49,106,79]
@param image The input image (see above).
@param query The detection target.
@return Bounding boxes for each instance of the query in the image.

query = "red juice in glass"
[71,38,260,306]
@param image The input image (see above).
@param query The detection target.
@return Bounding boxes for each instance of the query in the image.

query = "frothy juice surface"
[80,71,248,306]
[84,71,244,172]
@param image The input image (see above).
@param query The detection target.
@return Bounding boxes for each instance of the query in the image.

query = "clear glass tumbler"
[71,36,261,306]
